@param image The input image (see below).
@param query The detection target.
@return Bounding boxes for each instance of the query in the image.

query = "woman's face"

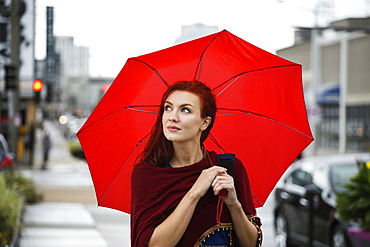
[162,90,211,144]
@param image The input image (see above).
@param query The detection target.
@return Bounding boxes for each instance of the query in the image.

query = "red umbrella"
[77,30,313,213]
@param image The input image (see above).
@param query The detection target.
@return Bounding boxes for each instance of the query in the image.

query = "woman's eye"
[164,105,172,111]
[181,108,191,113]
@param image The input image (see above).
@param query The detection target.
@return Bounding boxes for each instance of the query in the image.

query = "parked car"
[0,134,14,169]
[273,152,370,247]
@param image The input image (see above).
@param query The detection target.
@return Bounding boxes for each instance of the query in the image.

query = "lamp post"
[339,34,348,154]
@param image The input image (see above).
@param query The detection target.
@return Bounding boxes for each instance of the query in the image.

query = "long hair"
[140,81,217,166]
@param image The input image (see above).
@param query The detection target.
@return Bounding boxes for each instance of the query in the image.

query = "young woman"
[131,81,262,247]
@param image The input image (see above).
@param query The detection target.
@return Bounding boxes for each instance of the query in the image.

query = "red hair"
[140,81,216,166]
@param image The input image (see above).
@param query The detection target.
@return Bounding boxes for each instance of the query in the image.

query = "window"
[291,169,313,187]
[330,164,358,193]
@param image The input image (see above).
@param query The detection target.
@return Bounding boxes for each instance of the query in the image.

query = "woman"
[131,81,262,247]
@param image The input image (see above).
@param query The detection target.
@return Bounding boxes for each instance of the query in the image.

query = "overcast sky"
[34,0,369,78]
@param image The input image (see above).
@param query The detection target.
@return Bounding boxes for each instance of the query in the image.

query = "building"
[277,17,370,154]
[84,77,114,114]
[0,0,37,165]
[54,36,89,117]
[36,7,89,119]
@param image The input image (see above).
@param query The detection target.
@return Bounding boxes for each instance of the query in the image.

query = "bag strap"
[216,153,235,178]
[215,153,235,224]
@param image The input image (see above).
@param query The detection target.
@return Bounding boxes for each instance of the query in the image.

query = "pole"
[339,35,348,153]
[309,27,321,156]
[305,184,322,247]
[8,0,21,158]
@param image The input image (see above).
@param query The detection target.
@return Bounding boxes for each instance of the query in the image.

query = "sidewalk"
[18,121,130,247]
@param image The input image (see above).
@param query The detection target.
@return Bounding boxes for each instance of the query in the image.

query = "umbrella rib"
[125,106,159,114]
[129,58,169,88]
[194,30,226,81]
[213,64,301,97]
[208,133,227,153]
[217,108,313,140]
[77,106,158,135]
[251,190,263,208]
[99,133,150,206]
[214,77,240,97]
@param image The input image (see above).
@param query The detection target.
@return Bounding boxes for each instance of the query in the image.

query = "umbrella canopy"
[77,30,313,213]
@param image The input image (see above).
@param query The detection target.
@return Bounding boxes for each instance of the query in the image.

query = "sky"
[34,0,369,78]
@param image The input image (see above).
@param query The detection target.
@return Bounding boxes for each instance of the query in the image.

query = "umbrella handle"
[219,189,228,196]
[216,193,227,224]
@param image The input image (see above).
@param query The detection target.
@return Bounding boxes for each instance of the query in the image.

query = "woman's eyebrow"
[180,103,194,108]
[165,101,193,108]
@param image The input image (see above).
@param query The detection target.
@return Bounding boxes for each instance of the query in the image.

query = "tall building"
[54,36,89,116]
[39,7,89,118]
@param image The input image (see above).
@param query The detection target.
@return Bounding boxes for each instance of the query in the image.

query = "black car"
[273,153,370,247]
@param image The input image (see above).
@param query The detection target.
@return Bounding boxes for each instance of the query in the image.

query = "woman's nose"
[168,111,179,122]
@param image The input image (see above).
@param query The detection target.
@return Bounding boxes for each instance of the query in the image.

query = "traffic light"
[101,84,110,93]
[0,22,7,42]
[4,64,17,90]
[32,79,44,92]
[32,79,44,103]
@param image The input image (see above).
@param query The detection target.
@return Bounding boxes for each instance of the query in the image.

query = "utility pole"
[309,27,320,156]
[7,0,22,158]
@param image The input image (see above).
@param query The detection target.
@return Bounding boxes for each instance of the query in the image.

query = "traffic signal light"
[101,84,110,93]
[32,79,44,103]
[4,64,17,90]
[32,79,44,92]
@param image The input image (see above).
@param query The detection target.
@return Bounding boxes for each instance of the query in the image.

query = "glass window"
[291,169,313,187]
[330,165,358,193]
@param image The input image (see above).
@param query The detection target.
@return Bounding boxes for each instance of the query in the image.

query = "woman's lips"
[167,126,180,131]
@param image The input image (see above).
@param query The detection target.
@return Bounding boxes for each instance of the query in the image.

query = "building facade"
[0,0,37,165]
[277,18,370,154]
[54,36,89,117]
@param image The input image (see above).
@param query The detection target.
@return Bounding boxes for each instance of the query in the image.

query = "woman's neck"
[170,142,204,168]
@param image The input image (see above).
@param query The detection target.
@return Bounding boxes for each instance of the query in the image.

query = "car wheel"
[275,213,290,247]
[331,225,347,247]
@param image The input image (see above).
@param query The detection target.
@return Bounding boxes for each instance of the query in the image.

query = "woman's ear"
[201,117,212,131]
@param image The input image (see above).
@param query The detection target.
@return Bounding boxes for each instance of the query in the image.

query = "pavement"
[18,121,130,247]
[17,120,277,247]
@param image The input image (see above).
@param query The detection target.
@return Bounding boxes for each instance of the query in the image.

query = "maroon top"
[130,151,261,246]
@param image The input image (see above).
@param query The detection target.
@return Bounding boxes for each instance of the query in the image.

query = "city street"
[19,120,276,247]
[1,0,368,246]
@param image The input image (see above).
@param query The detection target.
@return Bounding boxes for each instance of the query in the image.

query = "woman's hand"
[148,166,228,247]
[212,171,239,207]
[189,166,227,199]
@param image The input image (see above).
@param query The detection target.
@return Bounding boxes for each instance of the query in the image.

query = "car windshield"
[0,141,6,160]
[330,164,358,193]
